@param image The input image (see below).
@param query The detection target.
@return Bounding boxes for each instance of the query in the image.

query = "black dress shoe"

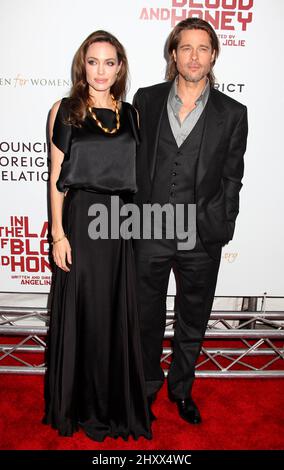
[147,394,157,421]
[176,397,202,424]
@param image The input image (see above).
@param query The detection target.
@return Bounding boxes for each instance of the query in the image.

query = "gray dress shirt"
[167,78,210,147]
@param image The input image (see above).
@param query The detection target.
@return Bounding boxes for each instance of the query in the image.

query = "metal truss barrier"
[0,296,284,377]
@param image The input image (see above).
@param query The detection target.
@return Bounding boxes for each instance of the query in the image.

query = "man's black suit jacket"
[133,81,248,252]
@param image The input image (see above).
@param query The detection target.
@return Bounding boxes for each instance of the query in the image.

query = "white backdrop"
[0,0,283,296]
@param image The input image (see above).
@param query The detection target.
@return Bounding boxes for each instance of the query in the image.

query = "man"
[133,18,248,424]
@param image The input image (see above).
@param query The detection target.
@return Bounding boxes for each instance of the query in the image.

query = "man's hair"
[166,18,220,86]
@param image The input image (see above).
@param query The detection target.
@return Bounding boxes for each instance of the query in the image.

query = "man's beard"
[180,67,209,83]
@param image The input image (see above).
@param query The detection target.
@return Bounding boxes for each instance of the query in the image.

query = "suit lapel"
[147,81,172,183]
[146,84,225,189]
[196,88,225,187]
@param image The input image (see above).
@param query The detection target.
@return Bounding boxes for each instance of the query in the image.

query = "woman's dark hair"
[67,30,128,126]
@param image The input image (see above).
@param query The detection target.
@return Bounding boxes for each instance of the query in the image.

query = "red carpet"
[0,374,283,450]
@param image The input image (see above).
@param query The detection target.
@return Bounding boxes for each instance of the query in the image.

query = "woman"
[43,30,152,442]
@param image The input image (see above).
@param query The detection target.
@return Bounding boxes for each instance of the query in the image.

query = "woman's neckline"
[91,101,123,112]
[92,107,115,111]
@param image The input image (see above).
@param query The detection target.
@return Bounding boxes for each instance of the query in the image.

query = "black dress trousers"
[134,233,221,400]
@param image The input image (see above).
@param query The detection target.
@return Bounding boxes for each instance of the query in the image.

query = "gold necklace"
[88,94,120,134]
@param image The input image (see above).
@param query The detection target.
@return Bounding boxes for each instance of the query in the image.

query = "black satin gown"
[43,99,152,441]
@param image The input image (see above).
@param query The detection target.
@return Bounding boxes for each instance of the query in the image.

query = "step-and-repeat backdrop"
[1,0,283,296]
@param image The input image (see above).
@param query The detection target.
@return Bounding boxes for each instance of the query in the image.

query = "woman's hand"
[52,236,72,272]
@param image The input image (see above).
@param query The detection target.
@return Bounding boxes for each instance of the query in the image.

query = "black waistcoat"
[151,105,207,205]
